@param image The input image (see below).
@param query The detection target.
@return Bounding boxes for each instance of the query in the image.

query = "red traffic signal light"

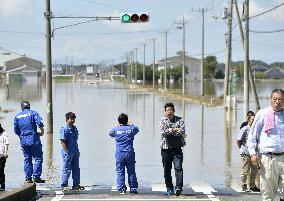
[140,14,149,22]
[121,13,149,23]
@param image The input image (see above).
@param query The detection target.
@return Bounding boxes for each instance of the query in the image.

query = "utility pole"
[143,44,146,85]
[45,0,53,134]
[223,1,233,105]
[234,0,260,112]
[201,9,205,96]
[130,51,134,83]
[164,30,168,91]
[71,56,74,75]
[152,38,156,89]
[126,52,130,83]
[135,48,137,84]
[243,0,249,119]
[120,56,123,75]
[175,15,187,95]
[65,57,68,74]
[193,8,207,96]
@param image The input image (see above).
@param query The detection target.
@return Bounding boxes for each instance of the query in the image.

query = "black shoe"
[0,184,4,191]
[25,179,33,183]
[165,188,175,195]
[241,184,247,192]
[130,189,138,194]
[280,199,284,201]
[119,189,126,194]
[71,185,85,191]
[176,188,182,196]
[33,178,45,183]
[250,186,260,192]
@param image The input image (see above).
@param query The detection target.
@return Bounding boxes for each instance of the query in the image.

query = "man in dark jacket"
[159,102,186,196]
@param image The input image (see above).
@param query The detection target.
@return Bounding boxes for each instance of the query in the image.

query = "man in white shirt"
[248,89,284,201]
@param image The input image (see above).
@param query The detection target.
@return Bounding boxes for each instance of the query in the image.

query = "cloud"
[0,0,32,18]
[250,0,284,21]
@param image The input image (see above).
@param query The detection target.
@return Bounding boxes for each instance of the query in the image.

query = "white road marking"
[51,191,64,201]
[48,182,223,201]
[151,183,166,192]
[36,186,51,191]
[190,181,220,201]
[60,199,213,201]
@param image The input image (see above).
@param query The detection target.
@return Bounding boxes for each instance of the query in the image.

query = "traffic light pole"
[45,0,53,134]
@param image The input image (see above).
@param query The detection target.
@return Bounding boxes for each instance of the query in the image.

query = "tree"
[215,70,224,79]
[167,65,189,81]
[255,72,266,79]
[204,56,217,78]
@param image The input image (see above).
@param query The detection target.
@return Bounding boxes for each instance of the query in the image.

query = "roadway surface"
[35,182,280,201]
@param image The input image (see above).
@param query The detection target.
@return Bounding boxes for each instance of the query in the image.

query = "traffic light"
[121,13,149,23]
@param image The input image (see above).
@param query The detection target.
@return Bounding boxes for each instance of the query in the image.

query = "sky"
[0,0,283,66]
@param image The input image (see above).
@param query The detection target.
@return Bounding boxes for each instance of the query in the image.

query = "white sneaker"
[62,187,69,192]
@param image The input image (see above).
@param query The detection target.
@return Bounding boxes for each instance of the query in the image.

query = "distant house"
[251,65,269,72]
[265,66,284,79]
[156,51,201,81]
[100,66,120,76]
[0,48,42,82]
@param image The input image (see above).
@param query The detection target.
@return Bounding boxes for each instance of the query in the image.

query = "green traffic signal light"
[121,14,131,23]
[121,13,149,23]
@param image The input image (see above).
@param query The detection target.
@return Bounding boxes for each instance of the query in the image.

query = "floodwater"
[0,79,282,190]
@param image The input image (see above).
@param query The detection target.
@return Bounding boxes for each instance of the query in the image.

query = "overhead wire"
[249,28,284,33]
[249,2,284,19]
[80,0,135,13]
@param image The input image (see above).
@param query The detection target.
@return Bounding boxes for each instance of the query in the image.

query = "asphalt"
[34,184,280,201]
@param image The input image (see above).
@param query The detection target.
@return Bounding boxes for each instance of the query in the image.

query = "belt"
[266,152,284,156]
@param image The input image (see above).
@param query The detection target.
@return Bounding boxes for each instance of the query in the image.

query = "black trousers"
[0,157,6,185]
[161,148,183,190]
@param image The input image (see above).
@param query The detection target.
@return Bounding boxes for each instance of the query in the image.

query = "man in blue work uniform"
[14,101,45,183]
[109,113,139,194]
[60,112,84,191]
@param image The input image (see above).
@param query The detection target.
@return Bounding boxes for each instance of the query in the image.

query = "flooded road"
[0,80,281,190]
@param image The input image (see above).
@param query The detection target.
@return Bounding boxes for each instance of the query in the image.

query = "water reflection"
[200,106,204,166]
[152,94,155,136]
[5,81,42,102]
[224,108,237,188]
[46,133,53,168]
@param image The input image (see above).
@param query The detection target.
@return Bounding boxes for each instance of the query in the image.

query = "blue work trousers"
[22,142,43,180]
[61,151,80,187]
[115,151,138,191]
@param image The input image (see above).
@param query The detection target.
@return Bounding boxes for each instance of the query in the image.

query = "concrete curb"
[0,183,36,201]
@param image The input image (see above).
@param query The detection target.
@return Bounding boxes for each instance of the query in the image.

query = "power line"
[249,2,284,19]
[0,30,43,35]
[250,41,284,49]
[0,28,177,36]
[81,0,135,13]
[249,28,284,33]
